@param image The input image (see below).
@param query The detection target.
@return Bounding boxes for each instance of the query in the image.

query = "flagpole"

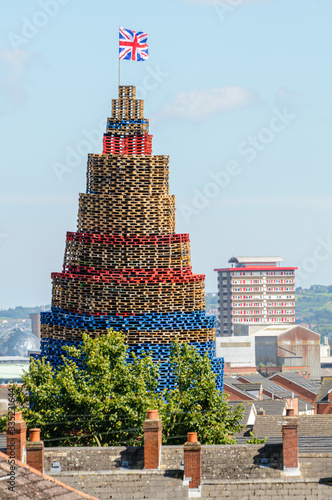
[118,26,121,89]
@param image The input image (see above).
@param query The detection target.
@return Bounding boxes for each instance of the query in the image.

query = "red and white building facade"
[214,257,297,336]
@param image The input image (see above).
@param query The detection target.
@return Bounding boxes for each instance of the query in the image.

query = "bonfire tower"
[40,86,224,390]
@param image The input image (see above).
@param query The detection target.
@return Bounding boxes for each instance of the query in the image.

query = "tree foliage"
[6,331,244,447]
[161,341,244,444]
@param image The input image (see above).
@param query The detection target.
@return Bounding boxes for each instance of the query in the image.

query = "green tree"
[6,331,244,447]
[11,331,161,447]
[246,431,267,444]
[161,341,244,445]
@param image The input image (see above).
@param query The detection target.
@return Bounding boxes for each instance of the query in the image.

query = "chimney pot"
[146,409,159,420]
[187,432,198,443]
[29,429,41,442]
[14,411,23,422]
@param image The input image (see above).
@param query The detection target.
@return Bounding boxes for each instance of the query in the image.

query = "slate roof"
[237,375,314,411]
[253,400,286,416]
[269,373,321,395]
[253,414,332,439]
[237,374,293,399]
[232,383,261,392]
[0,451,98,499]
[224,378,258,400]
[316,378,332,403]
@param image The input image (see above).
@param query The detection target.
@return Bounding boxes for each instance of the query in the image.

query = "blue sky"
[1,0,332,308]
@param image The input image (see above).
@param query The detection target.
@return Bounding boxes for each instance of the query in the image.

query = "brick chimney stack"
[257,408,266,416]
[6,411,27,462]
[184,432,201,490]
[143,410,162,470]
[282,409,300,475]
[27,428,44,473]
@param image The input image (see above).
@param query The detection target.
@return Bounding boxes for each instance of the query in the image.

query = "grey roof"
[238,375,314,409]
[232,383,261,392]
[237,374,293,399]
[228,256,283,264]
[0,451,97,499]
[316,378,332,403]
[224,378,258,401]
[269,373,321,395]
[253,414,332,439]
[253,400,286,416]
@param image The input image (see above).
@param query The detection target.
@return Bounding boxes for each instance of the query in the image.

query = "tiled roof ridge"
[0,450,99,500]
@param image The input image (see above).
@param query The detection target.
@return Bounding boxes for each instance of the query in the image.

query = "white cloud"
[159,86,258,121]
[0,48,39,106]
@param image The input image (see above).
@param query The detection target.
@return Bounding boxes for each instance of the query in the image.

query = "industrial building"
[214,256,297,336]
[216,324,321,381]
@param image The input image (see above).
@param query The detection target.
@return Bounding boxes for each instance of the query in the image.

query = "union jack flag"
[119,27,149,61]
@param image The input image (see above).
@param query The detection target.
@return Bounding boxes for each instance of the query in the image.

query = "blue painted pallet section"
[107,119,149,130]
[33,338,224,393]
[41,309,216,332]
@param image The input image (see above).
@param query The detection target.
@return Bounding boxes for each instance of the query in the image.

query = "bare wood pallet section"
[38,85,223,391]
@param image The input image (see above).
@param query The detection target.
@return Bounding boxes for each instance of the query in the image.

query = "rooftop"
[228,256,284,265]
[253,414,332,438]
[237,374,293,399]
[0,451,98,499]
[224,378,258,400]
[253,400,286,416]
[269,373,321,395]
[316,378,332,403]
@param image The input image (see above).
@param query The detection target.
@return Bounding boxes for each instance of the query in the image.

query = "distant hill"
[295,285,332,337]
[206,287,332,338]
[0,305,50,319]
[2,288,332,338]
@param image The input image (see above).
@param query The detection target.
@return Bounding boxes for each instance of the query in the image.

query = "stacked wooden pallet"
[37,85,223,392]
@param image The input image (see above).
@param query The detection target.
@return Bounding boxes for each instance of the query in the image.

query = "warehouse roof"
[228,256,283,264]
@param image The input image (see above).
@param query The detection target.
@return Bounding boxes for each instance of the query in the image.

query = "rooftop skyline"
[1,0,332,308]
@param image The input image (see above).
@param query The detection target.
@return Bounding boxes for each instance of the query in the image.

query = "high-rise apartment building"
[214,257,297,336]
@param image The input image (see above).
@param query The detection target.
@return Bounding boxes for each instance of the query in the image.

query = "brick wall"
[184,441,201,488]
[282,420,298,469]
[26,442,44,473]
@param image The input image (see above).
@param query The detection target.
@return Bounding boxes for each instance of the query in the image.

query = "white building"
[214,256,297,336]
